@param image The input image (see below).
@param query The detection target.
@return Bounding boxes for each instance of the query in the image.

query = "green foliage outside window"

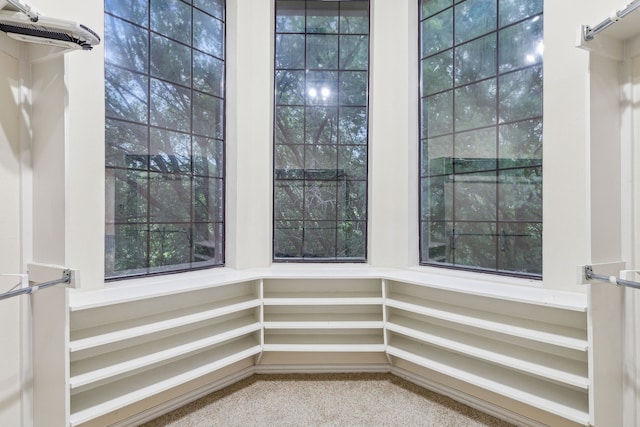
[274,0,370,261]
[105,0,225,278]
[419,0,543,276]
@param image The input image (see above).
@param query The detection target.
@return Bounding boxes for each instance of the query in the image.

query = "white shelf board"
[264,332,384,352]
[70,320,261,390]
[386,317,588,389]
[264,295,382,305]
[263,343,385,352]
[69,337,261,427]
[264,320,383,329]
[381,268,587,312]
[70,268,262,310]
[69,298,261,352]
[385,297,588,351]
[386,340,589,425]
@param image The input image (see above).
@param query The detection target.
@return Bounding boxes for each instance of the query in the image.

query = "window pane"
[340,2,368,34]
[150,79,191,132]
[105,15,148,72]
[194,0,224,19]
[422,135,453,176]
[499,16,543,73]
[151,0,191,44]
[499,0,542,26]
[339,71,367,106]
[149,223,191,271]
[193,137,224,177]
[454,127,497,173]
[105,119,148,169]
[275,181,304,220]
[303,221,337,258]
[338,107,367,145]
[151,34,191,86]
[192,222,223,267]
[274,221,304,258]
[498,119,542,168]
[497,222,542,274]
[421,0,452,19]
[276,106,305,145]
[276,34,305,69]
[455,34,496,85]
[193,92,223,139]
[454,171,497,221]
[305,107,338,145]
[276,0,305,33]
[275,0,368,262]
[454,78,497,132]
[340,35,368,70]
[338,180,366,220]
[498,167,542,221]
[499,65,542,123]
[106,67,148,124]
[422,50,453,96]
[306,71,338,105]
[307,1,339,33]
[307,34,339,69]
[194,177,224,222]
[421,9,453,58]
[149,128,191,174]
[194,9,224,57]
[424,91,453,137]
[455,0,497,44]
[452,222,497,270]
[337,221,366,258]
[276,70,305,105]
[105,0,148,24]
[193,52,224,96]
[149,172,191,222]
[338,145,367,179]
[106,168,149,223]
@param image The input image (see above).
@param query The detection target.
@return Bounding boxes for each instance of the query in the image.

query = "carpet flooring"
[141,373,517,426]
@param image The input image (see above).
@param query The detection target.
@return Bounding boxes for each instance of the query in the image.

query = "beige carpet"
[141,373,516,426]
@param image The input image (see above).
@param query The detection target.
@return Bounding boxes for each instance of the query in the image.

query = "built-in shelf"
[70,318,261,391]
[385,296,588,351]
[387,335,590,425]
[69,336,261,427]
[386,314,588,389]
[37,269,592,427]
[70,297,261,352]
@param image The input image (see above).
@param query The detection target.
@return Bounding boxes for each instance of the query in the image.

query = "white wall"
[0,34,24,427]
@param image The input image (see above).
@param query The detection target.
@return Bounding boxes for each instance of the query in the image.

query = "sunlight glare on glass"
[308,87,318,97]
[526,41,544,64]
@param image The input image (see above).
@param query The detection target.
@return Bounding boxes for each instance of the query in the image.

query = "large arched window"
[104,0,225,279]
[419,0,543,277]
[273,0,370,262]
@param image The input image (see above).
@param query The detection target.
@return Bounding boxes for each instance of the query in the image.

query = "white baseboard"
[113,366,255,427]
[254,364,391,374]
[390,366,546,427]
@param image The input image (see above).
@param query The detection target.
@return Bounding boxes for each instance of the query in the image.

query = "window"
[105,0,225,279]
[273,0,370,261]
[419,0,543,276]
